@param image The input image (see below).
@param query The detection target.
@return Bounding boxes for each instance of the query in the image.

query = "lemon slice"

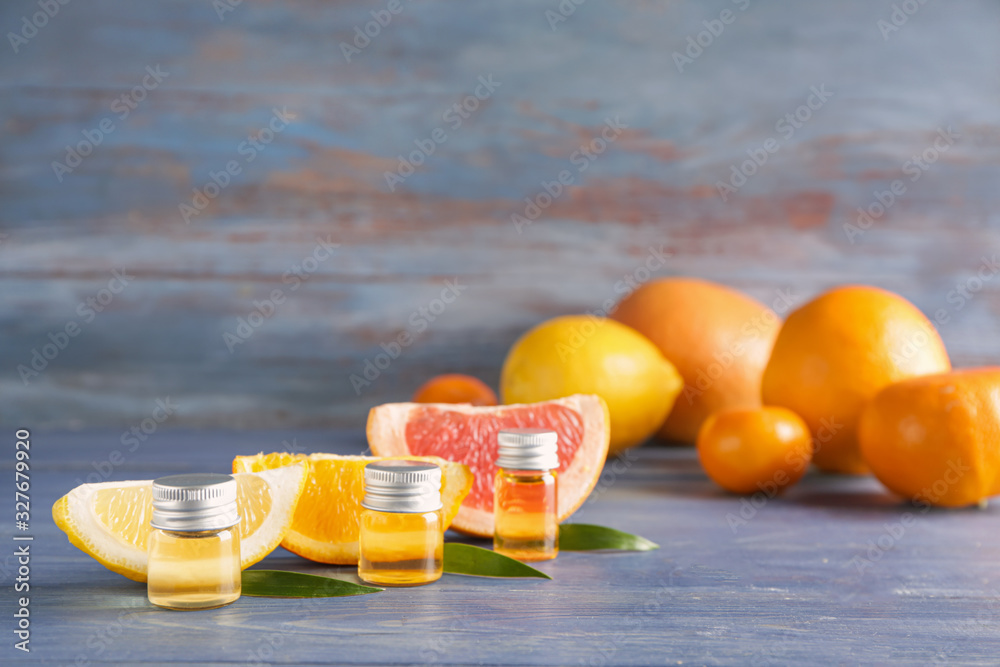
[52,464,307,582]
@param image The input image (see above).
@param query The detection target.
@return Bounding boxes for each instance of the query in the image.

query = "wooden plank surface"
[5,429,1000,665]
[2,0,1000,428]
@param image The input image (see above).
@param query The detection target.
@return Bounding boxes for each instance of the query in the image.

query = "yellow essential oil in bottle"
[494,428,559,562]
[147,474,241,610]
[358,461,443,587]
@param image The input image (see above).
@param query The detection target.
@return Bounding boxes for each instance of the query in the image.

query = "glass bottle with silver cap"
[358,461,444,586]
[147,473,242,610]
[494,428,559,562]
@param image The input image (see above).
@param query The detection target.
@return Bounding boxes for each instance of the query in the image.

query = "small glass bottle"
[147,473,242,610]
[358,461,443,587]
[494,428,559,562]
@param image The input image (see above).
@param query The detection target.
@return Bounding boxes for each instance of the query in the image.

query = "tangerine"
[859,368,1000,507]
[412,374,498,406]
[697,406,813,495]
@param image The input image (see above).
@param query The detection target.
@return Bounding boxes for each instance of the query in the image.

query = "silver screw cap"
[496,428,559,471]
[150,473,239,532]
[362,461,442,513]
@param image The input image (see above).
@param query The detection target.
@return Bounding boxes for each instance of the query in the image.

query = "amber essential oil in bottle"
[493,428,559,562]
[358,461,443,587]
[147,474,242,610]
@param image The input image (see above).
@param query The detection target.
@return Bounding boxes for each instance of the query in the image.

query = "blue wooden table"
[3,0,1000,430]
[7,429,1000,665]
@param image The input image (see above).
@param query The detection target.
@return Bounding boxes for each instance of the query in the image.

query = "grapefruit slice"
[52,464,308,582]
[366,394,610,537]
[232,453,473,564]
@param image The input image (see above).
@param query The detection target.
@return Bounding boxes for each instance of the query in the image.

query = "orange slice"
[232,453,472,564]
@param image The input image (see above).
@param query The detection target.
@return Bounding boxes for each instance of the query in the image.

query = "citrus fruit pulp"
[232,453,472,564]
[52,463,308,582]
[367,394,611,537]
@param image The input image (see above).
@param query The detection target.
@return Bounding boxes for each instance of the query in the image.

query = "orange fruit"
[859,368,1000,507]
[611,277,781,443]
[762,285,951,474]
[412,373,498,406]
[232,453,472,564]
[500,315,682,455]
[367,394,610,537]
[696,406,813,495]
[52,464,308,582]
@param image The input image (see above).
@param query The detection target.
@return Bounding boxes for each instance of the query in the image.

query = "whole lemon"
[762,285,951,475]
[500,315,683,455]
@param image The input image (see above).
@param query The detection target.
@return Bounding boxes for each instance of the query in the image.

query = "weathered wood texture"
[6,429,1000,665]
[2,0,1000,427]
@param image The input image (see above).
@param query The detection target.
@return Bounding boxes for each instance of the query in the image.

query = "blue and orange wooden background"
[2,0,999,429]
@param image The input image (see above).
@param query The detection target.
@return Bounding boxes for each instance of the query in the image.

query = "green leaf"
[242,570,383,597]
[559,523,659,552]
[443,543,552,579]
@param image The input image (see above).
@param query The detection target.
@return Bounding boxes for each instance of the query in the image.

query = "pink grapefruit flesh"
[366,394,610,537]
